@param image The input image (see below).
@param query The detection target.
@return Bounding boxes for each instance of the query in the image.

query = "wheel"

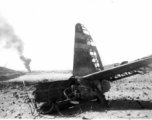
[100,80,111,93]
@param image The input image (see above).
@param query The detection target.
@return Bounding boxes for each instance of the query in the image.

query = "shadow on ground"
[41,99,152,117]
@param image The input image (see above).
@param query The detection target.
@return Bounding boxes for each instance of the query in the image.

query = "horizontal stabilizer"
[82,56,152,81]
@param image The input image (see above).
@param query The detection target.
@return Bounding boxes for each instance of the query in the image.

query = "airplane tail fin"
[73,23,104,76]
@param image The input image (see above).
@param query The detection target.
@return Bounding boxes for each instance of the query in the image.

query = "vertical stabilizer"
[73,23,104,76]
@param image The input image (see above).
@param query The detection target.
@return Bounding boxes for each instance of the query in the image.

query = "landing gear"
[95,90,108,107]
[95,80,111,107]
[91,81,109,107]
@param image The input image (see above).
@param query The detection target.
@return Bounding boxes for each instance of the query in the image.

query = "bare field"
[8,71,72,82]
[0,71,152,119]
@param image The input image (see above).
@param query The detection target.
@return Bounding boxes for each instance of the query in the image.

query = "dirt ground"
[0,71,152,119]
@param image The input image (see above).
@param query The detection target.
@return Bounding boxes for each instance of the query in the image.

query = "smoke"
[0,18,24,55]
[20,56,31,72]
[0,17,32,72]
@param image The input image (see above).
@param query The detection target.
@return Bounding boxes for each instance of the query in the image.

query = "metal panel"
[82,56,152,81]
[73,23,104,76]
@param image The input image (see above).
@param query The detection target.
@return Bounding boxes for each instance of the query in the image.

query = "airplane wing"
[82,56,152,82]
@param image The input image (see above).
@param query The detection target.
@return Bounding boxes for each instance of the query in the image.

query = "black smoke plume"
[20,56,31,72]
[0,17,32,72]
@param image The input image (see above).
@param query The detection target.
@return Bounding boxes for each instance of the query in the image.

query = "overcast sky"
[0,0,152,71]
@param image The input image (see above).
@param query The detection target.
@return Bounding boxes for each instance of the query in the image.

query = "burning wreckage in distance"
[32,23,152,114]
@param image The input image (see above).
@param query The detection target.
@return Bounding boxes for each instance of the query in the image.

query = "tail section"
[73,23,104,76]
